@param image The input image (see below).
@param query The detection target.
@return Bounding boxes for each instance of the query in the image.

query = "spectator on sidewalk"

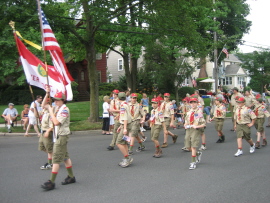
[21,104,29,130]
[2,103,18,133]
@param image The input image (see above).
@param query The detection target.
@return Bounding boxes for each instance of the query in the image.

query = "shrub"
[71,82,79,101]
[178,87,195,99]
[99,82,118,96]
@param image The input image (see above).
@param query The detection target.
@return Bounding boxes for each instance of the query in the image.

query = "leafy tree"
[238,50,270,92]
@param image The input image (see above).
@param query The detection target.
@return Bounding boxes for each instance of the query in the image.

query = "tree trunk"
[123,52,132,90]
[130,56,138,92]
[85,39,99,122]
[198,57,208,78]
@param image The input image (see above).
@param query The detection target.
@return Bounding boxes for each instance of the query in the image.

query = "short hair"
[36,95,42,99]
[24,104,29,108]
[103,96,109,102]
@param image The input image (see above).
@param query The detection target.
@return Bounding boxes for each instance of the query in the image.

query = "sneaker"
[196,151,202,163]
[141,136,147,142]
[107,146,114,150]
[154,149,162,158]
[161,142,168,148]
[140,127,146,132]
[142,127,146,132]
[199,145,207,150]
[189,162,196,170]
[41,180,55,190]
[255,142,260,149]
[234,149,243,157]
[61,176,76,185]
[172,135,178,144]
[250,143,255,153]
[136,145,145,152]
[40,163,50,170]
[118,159,125,166]
[128,150,133,155]
[262,139,267,146]
[120,157,133,168]
[181,147,190,152]
[46,164,53,169]
[8,128,12,133]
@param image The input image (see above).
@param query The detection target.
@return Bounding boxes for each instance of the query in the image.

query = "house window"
[96,53,102,60]
[97,71,101,83]
[222,77,232,85]
[81,71,85,81]
[118,59,123,71]
[238,77,245,85]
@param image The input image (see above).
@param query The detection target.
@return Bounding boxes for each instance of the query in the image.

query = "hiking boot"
[216,138,222,143]
[136,145,145,152]
[262,139,267,146]
[189,162,196,170]
[161,143,168,148]
[234,149,243,157]
[41,180,55,190]
[199,145,207,151]
[255,142,260,149]
[250,143,255,154]
[61,176,76,185]
[221,135,225,142]
[107,146,114,150]
[153,149,159,157]
[40,163,51,170]
[196,151,202,163]
[154,149,162,158]
[172,135,178,144]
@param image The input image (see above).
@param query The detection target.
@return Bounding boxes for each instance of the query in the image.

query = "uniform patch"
[120,108,125,114]
[61,109,68,117]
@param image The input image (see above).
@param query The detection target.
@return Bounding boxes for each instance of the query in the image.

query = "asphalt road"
[0,119,270,203]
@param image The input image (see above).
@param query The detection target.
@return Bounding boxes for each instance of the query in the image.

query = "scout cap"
[190,98,198,103]
[53,92,66,100]
[182,98,186,101]
[131,93,138,98]
[164,93,170,97]
[151,98,158,103]
[190,94,198,99]
[255,94,261,99]
[232,87,239,91]
[8,103,14,106]
[118,92,126,100]
[236,97,245,103]
[113,89,119,94]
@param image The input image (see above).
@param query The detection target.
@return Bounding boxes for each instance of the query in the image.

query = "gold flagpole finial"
[9,21,15,30]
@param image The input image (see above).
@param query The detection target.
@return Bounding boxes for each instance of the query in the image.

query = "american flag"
[39,8,73,85]
[222,47,229,58]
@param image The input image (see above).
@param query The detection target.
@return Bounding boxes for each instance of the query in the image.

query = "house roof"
[224,54,242,63]
[225,64,247,76]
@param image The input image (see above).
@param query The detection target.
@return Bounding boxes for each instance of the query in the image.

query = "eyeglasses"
[132,97,137,99]
[164,96,168,98]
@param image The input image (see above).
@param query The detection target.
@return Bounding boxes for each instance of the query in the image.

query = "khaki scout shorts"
[254,118,265,132]
[52,135,70,164]
[38,131,54,153]
[130,120,140,137]
[215,118,224,131]
[151,124,162,141]
[164,117,171,129]
[185,128,200,148]
[236,124,251,140]
[116,123,131,145]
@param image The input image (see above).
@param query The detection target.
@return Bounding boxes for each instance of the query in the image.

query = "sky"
[238,0,270,53]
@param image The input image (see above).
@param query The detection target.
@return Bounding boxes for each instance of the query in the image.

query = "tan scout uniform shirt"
[245,95,256,108]
[41,109,53,131]
[185,107,206,127]
[182,104,190,115]
[129,102,145,121]
[119,102,132,124]
[56,105,70,136]
[110,98,121,118]
[160,101,174,117]
[234,106,256,124]
[198,96,205,106]
[254,103,270,118]
[150,107,165,125]
[213,104,226,118]
[231,92,243,112]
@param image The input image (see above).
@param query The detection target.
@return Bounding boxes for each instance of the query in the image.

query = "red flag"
[14,33,73,100]
[39,8,73,85]
[222,48,229,58]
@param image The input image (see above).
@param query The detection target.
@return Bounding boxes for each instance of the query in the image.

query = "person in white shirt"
[2,103,18,133]
[24,95,43,137]
[102,96,110,135]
